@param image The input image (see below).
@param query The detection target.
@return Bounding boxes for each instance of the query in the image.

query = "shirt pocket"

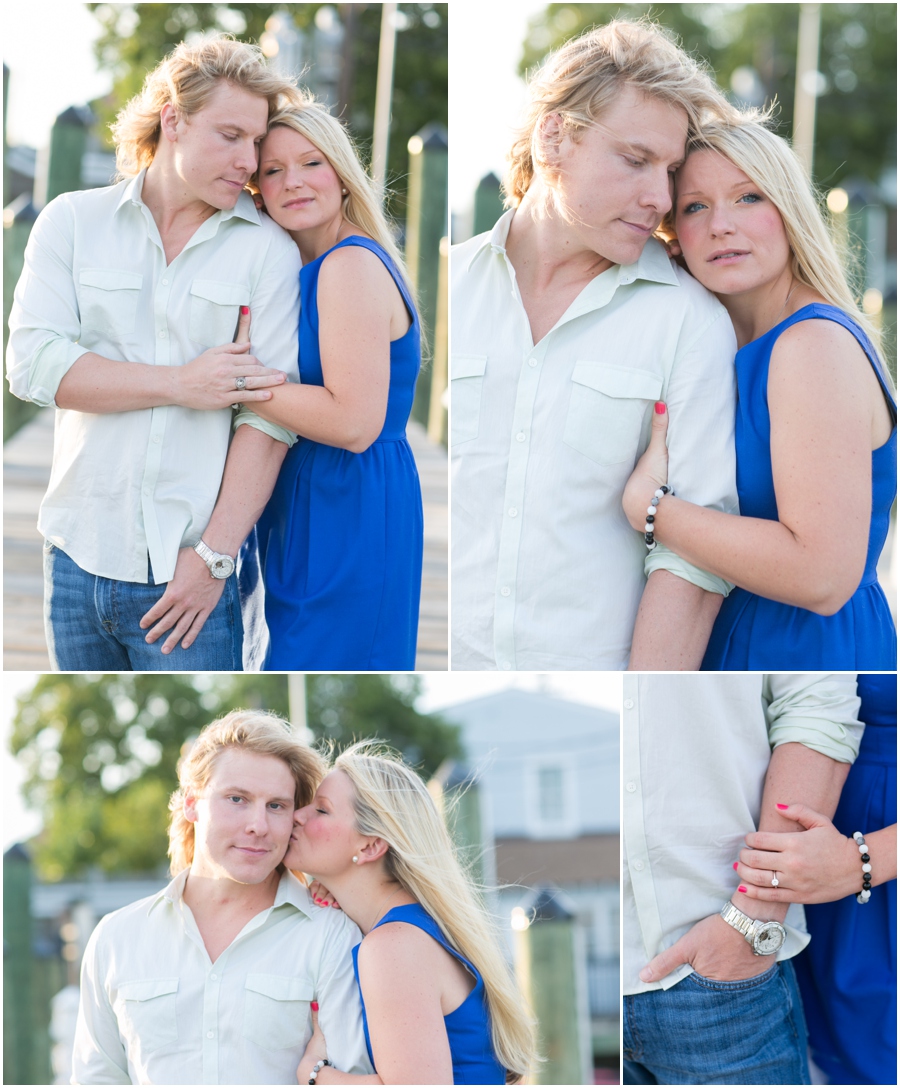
[450,353,488,446]
[242,973,313,1051]
[562,362,662,465]
[115,977,179,1054]
[77,269,143,340]
[189,280,248,349]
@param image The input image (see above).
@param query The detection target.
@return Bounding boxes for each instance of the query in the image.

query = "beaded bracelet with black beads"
[645,486,674,551]
[853,831,872,903]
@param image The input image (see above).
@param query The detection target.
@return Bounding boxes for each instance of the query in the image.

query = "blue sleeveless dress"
[253,237,423,669]
[793,673,897,1085]
[351,903,506,1085]
[702,304,897,670]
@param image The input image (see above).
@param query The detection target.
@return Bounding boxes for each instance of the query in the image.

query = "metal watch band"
[193,539,235,579]
[720,901,756,941]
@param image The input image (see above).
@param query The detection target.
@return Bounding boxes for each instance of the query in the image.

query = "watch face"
[210,555,235,579]
[754,923,785,955]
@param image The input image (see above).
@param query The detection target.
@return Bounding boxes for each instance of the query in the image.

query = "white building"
[438,689,620,1053]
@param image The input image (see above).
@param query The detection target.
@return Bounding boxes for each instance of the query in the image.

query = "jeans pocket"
[450,353,487,446]
[115,978,179,1053]
[189,279,248,348]
[562,362,661,465]
[77,269,143,340]
[242,973,313,1050]
[688,960,780,992]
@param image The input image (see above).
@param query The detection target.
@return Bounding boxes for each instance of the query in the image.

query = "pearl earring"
[342,188,348,195]
[352,855,358,864]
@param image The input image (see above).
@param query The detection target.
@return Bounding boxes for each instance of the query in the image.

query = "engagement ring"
[234,376,246,391]
[771,873,779,887]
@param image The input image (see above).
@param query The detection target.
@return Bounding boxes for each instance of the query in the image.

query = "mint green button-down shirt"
[71,869,372,1084]
[623,673,863,995]
[7,172,301,584]
[451,210,739,671]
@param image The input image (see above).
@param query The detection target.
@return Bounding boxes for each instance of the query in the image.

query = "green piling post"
[3,193,40,439]
[3,63,10,207]
[515,886,590,1084]
[45,105,92,204]
[405,123,448,427]
[473,171,504,236]
[429,760,485,890]
[427,235,448,446]
[4,843,36,1085]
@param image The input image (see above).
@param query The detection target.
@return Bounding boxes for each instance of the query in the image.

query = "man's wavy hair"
[504,19,736,209]
[111,36,299,178]
[167,709,324,876]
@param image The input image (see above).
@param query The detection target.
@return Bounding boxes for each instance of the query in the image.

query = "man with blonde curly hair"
[71,711,372,1083]
[451,20,741,671]
[8,38,302,671]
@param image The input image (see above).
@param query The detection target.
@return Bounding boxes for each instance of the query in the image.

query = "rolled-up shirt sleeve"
[233,224,302,448]
[764,673,863,762]
[7,194,91,406]
[71,920,129,1085]
[644,296,739,596]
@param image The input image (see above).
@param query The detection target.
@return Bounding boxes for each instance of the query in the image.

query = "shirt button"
[162,278,169,285]
[152,434,161,444]
[624,699,634,709]
[210,973,217,980]
[528,358,537,367]
[500,586,511,597]
[516,432,526,442]
[500,661,512,671]
[633,859,645,872]
[508,507,518,518]
[206,1031,215,1039]
[626,781,637,793]
[159,330,166,338]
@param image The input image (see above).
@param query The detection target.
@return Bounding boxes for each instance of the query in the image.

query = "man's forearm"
[55,353,180,412]
[732,741,851,922]
[201,425,288,556]
[628,569,722,669]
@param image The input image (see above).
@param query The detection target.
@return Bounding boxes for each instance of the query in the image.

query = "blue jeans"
[43,543,243,671]
[624,961,811,1085]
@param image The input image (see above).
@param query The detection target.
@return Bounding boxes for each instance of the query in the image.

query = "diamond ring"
[234,376,247,391]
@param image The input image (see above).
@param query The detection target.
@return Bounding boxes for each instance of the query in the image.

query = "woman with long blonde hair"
[242,95,423,670]
[285,743,537,1085]
[623,112,896,669]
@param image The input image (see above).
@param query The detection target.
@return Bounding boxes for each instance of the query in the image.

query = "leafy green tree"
[85,2,448,221]
[10,673,459,881]
[519,4,896,189]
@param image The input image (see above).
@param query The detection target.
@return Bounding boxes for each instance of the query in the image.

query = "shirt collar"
[115,169,261,227]
[149,867,313,917]
[464,207,680,289]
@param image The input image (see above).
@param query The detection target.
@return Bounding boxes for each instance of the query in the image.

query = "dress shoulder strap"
[779,303,896,414]
[374,904,481,982]
[322,235,419,327]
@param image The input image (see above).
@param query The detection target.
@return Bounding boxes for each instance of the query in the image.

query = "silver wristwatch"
[193,539,235,580]
[720,902,787,956]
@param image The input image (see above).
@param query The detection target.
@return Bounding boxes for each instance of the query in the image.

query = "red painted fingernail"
[733,862,738,870]
[738,885,748,893]
[241,305,249,315]
[310,1001,319,1011]
[776,804,789,810]
[655,401,666,414]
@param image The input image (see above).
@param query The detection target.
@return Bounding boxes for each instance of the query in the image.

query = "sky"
[449,0,549,220]
[2,671,620,852]
[4,1,112,149]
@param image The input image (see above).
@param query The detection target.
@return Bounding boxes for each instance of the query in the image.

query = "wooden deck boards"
[3,410,448,672]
